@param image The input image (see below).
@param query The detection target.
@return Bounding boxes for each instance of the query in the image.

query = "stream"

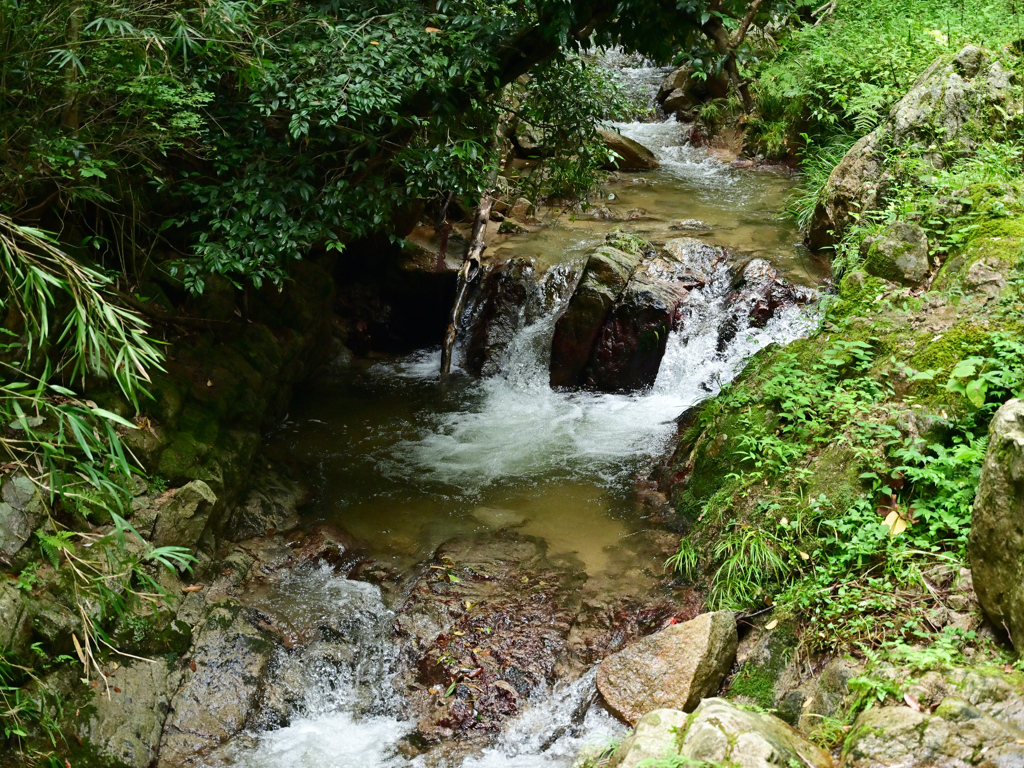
[203,63,828,768]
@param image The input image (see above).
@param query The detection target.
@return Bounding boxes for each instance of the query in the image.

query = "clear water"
[215,71,825,768]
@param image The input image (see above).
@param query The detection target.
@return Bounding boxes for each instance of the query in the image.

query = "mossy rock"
[727,621,799,713]
[934,216,1024,297]
[861,222,931,286]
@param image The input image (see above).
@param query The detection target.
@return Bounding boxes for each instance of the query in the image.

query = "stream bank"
[6,99,831,767]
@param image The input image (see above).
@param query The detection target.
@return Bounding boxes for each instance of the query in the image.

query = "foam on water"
[223,64,821,767]
[380,251,817,494]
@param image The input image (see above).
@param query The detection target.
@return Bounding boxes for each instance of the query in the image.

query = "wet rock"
[861,221,932,286]
[463,259,537,377]
[968,399,1024,648]
[551,239,736,393]
[608,708,689,768]
[220,469,307,542]
[395,532,587,741]
[83,660,183,768]
[663,237,728,285]
[157,603,274,767]
[598,127,659,171]
[584,254,694,392]
[508,197,536,223]
[717,259,814,350]
[669,219,713,235]
[596,610,737,724]
[810,46,1019,249]
[550,246,640,389]
[498,219,529,234]
[681,698,833,768]
[242,574,391,731]
[291,523,359,569]
[0,473,47,564]
[842,699,1024,768]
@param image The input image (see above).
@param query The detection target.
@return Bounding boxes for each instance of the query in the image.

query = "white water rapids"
[213,69,822,768]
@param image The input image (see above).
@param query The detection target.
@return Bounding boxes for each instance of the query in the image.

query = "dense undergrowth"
[668,0,1024,666]
[746,0,1024,159]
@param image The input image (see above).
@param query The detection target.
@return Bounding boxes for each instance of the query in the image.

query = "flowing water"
[210,67,827,768]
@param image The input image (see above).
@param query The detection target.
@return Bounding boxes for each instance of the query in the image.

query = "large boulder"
[598,127,659,171]
[596,610,737,724]
[682,698,833,768]
[157,603,274,767]
[0,578,33,657]
[860,221,932,286]
[551,238,733,393]
[550,246,642,389]
[810,46,1019,250]
[137,480,218,552]
[607,699,833,768]
[609,709,689,768]
[0,473,47,564]
[219,469,307,542]
[462,258,538,377]
[842,699,1024,768]
[584,255,694,392]
[968,399,1024,646]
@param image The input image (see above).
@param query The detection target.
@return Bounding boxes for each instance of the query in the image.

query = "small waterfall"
[386,248,817,494]
[229,57,822,768]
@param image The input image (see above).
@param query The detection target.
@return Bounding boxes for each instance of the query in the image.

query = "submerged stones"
[596,610,738,724]
[396,532,586,741]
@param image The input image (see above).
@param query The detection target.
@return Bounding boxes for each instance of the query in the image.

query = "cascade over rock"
[655,65,730,119]
[549,246,641,389]
[547,238,810,393]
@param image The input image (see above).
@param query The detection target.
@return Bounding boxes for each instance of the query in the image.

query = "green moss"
[934,216,1024,293]
[727,623,798,710]
[804,446,865,514]
[863,240,913,284]
[832,271,894,320]
[909,321,991,374]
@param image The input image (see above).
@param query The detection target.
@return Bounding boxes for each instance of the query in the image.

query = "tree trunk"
[63,3,82,130]
[439,194,493,378]
[701,0,764,113]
